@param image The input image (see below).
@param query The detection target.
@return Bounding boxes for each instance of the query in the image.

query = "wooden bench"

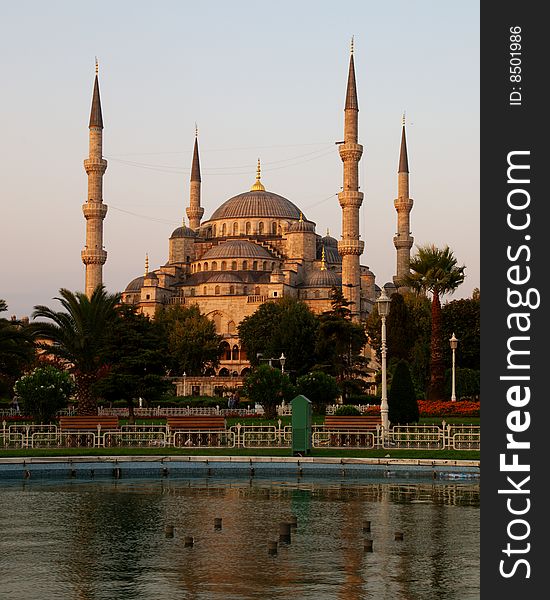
[324,415,382,448]
[167,416,227,447]
[59,416,120,430]
[324,415,382,430]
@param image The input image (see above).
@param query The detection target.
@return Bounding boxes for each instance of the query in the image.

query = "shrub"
[388,360,419,425]
[295,371,340,414]
[14,366,74,424]
[333,405,361,416]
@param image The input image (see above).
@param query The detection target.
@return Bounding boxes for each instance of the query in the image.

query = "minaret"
[81,60,108,298]
[393,114,414,289]
[186,127,204,230]
[337,39,364,320]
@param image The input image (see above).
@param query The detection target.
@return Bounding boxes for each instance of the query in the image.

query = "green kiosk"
[291,395,312,456]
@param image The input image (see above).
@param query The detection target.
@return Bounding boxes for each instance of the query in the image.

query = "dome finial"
[250,158,265,191]
[402,111,406,127]
[195,122,198,138]
[321,246,326,271]
[299,212,303,222]
[144,253,149,276]
[350,36,354,55]
[326,227,330,236]
[95,56,99,75]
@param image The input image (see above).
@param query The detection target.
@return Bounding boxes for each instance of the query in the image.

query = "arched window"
[221,223,226,236]
[229,285,235,295]
[221,261,227,270]
[246,222,251,235]
[252,261,258,270]
[219,367,230,376]
[215,285,220,295]
[204,262,208,271]
[233,222,238,235]
[190,288,196,296]
[227,320,236,334]
[243,285,248,295]
[186,255,191,263]
[242,260,248,270]
[212,261,217,271]
[272,221,277,234]
[232,345,239,360]
[302,291,308,299]
[271,262,275,270]
[212,224,217,237]
[220,342,231,361]
[258,222,264,234]
[314,290,320,298]
[231,261,237,271]
[197,264,202,272]
[262,261,267,270]
[255,286,260,295]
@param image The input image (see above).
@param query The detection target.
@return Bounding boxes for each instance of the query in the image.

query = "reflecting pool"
[0,477,479,600]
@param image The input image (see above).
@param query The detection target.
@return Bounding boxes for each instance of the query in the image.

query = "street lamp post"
[377,289,391,436]
[449,333,458,402]
[183,371,187,397]
[279,353,286,375]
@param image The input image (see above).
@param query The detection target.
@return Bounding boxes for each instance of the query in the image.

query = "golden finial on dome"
[321,246,326,271]
[299,212,303,222]
[144,253,149,276]
[250,158,265,191]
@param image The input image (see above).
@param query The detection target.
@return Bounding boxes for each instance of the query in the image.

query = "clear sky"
[0,0,479,319]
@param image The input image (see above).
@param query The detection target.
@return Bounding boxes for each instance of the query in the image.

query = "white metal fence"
[1,421,479,451]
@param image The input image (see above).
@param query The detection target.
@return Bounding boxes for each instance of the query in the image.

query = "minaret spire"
[82,62,108,298]
[338,41,364,320]
[393,115,414,290]
[186,129,204,230]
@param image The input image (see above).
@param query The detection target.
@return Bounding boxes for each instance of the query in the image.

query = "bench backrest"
[324,415,382,429]
[59,416,120,430]
[166,416,226,430]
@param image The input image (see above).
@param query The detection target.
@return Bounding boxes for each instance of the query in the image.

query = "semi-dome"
[201,240,275,260]
[321,245,342,264]
[288,218,315,233]
[125,276,145,292]
[208,189,303,221]
[304,268,341,288]
[170,225,196,238]
[207,272,244,284]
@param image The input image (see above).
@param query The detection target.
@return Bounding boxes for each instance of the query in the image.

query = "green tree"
[238,297,319,377]
[155,304,222,376]
[388,360,419,425]
[30,286,121,415]
[387,293,415,361]
[14,365,74,423]
[315,288,368,400]
[94,304,170,424]
[0,299,35,397]
[295,370,340,414]
[401,245,465,400]
[441,292,480,370]
[241,364,296,420]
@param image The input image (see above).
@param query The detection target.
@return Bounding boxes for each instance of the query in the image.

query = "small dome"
[304,268,341,288]
[144,271,158,281]
[288,219,315,233]
[207,272,244,284]
[208,189,303,221]
[170,225,196,238]
[321,232,338,247]
[201,240,274,260]
[125,276,145,292]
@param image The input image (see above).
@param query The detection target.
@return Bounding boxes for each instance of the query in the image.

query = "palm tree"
[31,286,121,415]
[401,245,465,400]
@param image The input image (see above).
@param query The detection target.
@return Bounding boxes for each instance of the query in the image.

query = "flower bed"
[417,400,480,418]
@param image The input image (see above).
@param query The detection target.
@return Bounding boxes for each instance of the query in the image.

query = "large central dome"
[209,189,303,221]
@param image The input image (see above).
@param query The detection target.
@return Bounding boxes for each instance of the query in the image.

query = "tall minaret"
[337,39,364,320]
[81,60,108,298]
[393,114,414,289]
[186,128,203,230]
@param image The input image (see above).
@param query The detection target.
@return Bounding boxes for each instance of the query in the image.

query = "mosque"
[80,46,414,389]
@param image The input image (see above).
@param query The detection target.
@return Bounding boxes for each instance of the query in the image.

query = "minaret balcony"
[82,203,108,219]
[338,239,364,256]
[338,191,363,208]
[84,158,108,174]
[338,143,363,162]
[393,235,414,250]
[81,249,107,265]
[394,197,414,210]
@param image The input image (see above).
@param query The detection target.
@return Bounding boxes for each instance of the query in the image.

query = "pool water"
[0,477,479,600]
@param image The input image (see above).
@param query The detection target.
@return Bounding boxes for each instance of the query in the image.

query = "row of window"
[188,285,262,297]
[192,260,277,273]
[210,221,282,237]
